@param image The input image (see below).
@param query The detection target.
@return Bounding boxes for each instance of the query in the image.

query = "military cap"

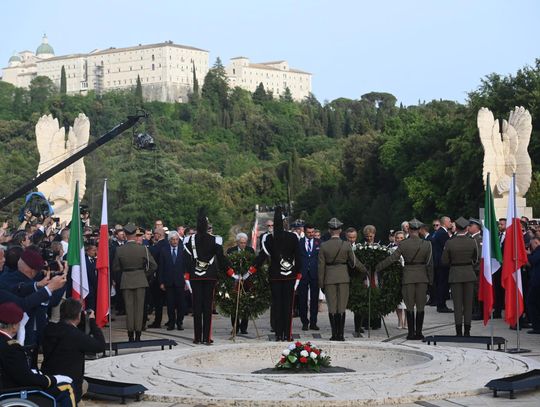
[328,217,344,229]
[0,302,24,324]
[135,228,144,236]
[20,248,45,270]
[469,218,482,227]
[123,223,137,235]
[455,216,469,230]
[114,224,124,232]
[408,218,424,230]
[291,219,305,228]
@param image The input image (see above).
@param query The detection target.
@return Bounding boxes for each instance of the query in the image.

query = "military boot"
[406,311,415,340]
[127,331,134,342]
[135,331,141,342]
[455,324,463,337]
[333,313,342,341]
[415,311,425,340]
[328,313,337,341]
[338,313,346,341]
[464,324,471,337]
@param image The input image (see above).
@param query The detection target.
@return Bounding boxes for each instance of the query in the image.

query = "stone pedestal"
[480,197,533,220]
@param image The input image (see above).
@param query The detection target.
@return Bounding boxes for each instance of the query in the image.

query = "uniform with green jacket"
[112,223,157,341]
[376,218,433,340]
[441,217,479,337]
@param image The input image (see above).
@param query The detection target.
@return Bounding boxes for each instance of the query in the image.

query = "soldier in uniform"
[184,210,234,345]
[441,217,479,337]
[376,219,433,340]
[468,218,483,320]
[248,206,301,341]
[112,223,157,342]
[319,218,367,341]
[0,302,76,406]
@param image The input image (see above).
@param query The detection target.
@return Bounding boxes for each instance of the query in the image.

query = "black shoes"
[464,324,471,337]
[455,324,463,337]
[437,306,453,313]
[177,324,184,331]
[302,323,309,331]
[166,325,175,331]
[127,331,134,342]
[148,322,161,329]
[309,324,320,331]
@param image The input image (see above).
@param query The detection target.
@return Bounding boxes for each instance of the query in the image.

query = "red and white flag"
[251,216,258,251]
[478,173,502,325]
[501,175,526,327]
[95,180,110,328]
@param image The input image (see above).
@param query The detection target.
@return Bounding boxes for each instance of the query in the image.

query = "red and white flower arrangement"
[274,341,331,372]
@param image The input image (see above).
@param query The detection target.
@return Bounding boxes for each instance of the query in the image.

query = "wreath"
[216,251,271,320]
[347,243,403,317]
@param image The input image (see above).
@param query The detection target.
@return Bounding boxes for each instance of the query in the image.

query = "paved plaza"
[84,300,540,406]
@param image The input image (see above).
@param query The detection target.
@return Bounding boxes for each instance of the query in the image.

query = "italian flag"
[96,180,110,328]
[478,173,502,325]
[501,174,526,327]
[68,182,89,301]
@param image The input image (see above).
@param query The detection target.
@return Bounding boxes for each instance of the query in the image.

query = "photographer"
[42,298,106,403]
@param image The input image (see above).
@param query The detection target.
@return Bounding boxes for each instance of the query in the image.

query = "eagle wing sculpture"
[478,106,532,198]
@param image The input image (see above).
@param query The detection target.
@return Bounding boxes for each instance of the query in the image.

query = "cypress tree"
[60,65,67,94]
[135,74,143,103]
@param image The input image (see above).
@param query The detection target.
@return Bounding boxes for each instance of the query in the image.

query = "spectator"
[0,302,75,406]
[42,298,106,403]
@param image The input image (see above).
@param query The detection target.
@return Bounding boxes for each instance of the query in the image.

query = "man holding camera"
[42,298,106,403]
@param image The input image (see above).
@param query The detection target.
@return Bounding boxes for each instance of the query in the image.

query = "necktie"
[172,248,177,263]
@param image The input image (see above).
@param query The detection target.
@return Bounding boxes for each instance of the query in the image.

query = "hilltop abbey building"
[2,35,312,102]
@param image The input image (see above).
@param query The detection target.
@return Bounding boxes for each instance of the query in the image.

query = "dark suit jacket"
[432,227,450,268]
[85,255,98,311]
[226,246,255,255]
[298,237,320,280]
[42,319,105,401]
[158,243,185,287]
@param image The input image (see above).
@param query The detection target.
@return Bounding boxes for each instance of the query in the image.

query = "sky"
[1,0,539,106]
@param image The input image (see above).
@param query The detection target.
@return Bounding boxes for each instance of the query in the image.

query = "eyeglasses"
[432,224,440,227]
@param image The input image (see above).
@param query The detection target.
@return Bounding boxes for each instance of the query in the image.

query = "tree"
[29,76,57,113]
[280,87,293,103]
[202,57,229,111]
[135,75,143,104]
[60,65,67,94]
[252,82,269,104]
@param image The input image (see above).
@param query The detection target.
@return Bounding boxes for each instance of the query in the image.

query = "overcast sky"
[2,0,539,105]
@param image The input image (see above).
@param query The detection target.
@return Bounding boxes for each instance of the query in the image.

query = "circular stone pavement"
[86,341,538,406]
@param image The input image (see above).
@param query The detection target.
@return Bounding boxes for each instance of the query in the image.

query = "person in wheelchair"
[0,302,75,407]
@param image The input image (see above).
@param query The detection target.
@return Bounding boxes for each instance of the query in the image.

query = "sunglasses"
[433,224,440,227]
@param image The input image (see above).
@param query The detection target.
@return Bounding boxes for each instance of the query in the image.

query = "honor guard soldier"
[184,209,234,345]
[468,218,483,320]
[112,223,157,342]
[441,216,479,337]
[319,218,367,341]
[0,302,76,407]
[247,206,301,341]
[376,218,433,340]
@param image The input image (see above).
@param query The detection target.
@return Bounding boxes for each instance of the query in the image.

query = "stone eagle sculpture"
[35,113,90,221]
[477,106,532,198]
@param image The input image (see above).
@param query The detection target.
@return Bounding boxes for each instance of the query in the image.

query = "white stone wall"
[226,57,311,101]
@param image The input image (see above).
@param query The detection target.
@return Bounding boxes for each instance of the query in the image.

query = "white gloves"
[242,272,251,280]
[294,280,300,291]
[232,274,240,281]
[185,280,192,293]
[54,375,73,384]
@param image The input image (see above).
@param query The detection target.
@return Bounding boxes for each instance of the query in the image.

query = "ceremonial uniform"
[251,208,301,341]
[468,218,483,320]
[184,228,231,344]
[376,219,432,340]
[441,217,479,336]
[318,218,366,341]
[112,224,157,341]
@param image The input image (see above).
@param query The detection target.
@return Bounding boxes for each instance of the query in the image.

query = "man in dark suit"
[432,216,453,313]
[148,227,168,328]
[298,224,321,331]
[84,243,98,312]
[42,298,106,402]
[226,233,255,334]
[158,231,186,330]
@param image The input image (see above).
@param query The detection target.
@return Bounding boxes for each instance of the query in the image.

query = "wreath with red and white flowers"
[274,341,331,372]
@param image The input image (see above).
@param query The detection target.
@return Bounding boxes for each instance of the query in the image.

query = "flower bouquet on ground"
[275,341,331,373]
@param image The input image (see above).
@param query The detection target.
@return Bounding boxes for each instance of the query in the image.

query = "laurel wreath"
[347,243,403,316]
[215,251,271,319]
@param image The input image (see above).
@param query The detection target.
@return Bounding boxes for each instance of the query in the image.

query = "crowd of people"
[1,205,540,404]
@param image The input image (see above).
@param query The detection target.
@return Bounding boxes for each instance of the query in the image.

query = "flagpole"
[76,180,84,310]
[487,174,494,350]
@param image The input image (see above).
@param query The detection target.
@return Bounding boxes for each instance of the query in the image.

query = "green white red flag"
[67,182,89,300]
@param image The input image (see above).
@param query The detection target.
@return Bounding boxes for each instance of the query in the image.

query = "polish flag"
[95,180,110,328]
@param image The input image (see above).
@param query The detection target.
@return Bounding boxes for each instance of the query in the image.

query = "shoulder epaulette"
[6,339,20,346]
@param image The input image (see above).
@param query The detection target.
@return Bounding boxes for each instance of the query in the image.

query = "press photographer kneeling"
[42,298,106,403]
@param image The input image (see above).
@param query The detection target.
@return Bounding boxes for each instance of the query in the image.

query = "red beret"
[0,302,24,324]
[20,248,45,271]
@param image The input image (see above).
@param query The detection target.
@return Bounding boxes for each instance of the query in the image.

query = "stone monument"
[478,106,533,219]
[35,113,90,221]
